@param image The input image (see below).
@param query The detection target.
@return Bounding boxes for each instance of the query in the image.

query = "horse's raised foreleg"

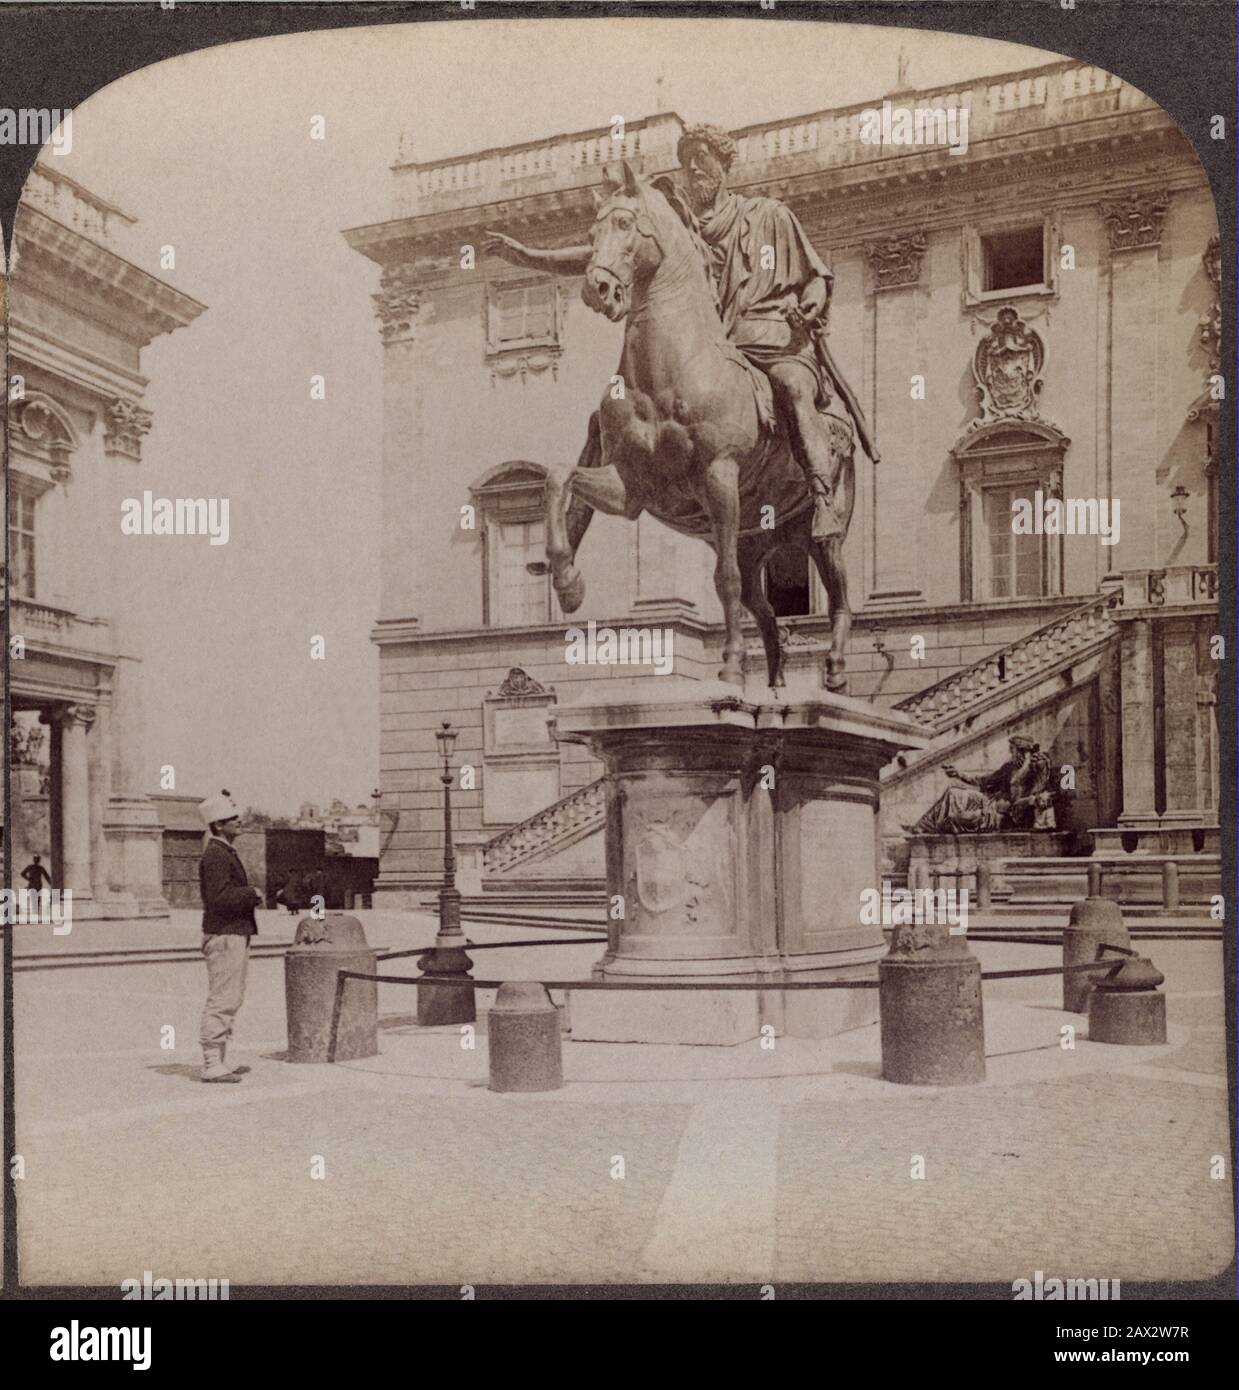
[738,538,784,689]
[545,466,586,614]
[546,460,640,615]
[703,455,745,686]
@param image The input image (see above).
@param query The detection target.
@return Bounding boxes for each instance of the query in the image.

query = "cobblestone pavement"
[8,924,1233,1289]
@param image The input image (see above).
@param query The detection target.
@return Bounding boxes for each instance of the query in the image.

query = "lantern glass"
[435,722,458,760]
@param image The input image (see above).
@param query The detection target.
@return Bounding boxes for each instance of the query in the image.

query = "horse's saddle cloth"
[725,340,778,435]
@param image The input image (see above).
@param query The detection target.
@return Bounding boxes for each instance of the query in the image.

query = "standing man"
[20,854,52,893]
[198,790,262,1083]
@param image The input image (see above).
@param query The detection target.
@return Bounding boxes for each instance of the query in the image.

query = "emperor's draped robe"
[695,191,833,405]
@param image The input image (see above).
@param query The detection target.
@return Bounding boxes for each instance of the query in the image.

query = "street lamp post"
[417,722,475,1026]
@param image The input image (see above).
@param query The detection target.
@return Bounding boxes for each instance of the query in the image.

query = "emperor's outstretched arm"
[485,233,592,275]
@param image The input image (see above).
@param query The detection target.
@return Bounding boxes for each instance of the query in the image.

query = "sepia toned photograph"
[0,6,1233,1312]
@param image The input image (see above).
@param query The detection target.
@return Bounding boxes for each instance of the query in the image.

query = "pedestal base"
[554,678,927,1047]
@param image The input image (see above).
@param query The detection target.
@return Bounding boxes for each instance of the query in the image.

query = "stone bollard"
[879,922,985,1085]
[976,860,992,912]
[1062,896,1130,1013]
[284,913,379,1062]
[1162,860,1180,911]
[1087,861,1103,898]
[1088,955,1167,1045]
[488,982,563,1092]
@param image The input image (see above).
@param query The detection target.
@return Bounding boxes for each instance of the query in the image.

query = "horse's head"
[582,160,665,322]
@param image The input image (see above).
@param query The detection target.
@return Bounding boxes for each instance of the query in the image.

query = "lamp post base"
[417,932,476,1027]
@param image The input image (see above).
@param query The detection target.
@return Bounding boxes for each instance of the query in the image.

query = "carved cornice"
[1098,188,1170,252]
[104,397,153,461]
[12,203,207,346]
[372,263,422,343]
[865,231,927,290]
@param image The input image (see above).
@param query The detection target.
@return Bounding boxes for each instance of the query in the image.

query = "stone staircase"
[893,588,1123,735]
[481,778,606,892]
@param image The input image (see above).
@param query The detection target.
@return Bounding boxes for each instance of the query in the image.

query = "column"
[58,703,96,906]
[1161,616,1206,824]
[1116,618,1158,829]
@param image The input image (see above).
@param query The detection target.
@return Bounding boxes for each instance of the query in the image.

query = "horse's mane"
[642,174,723,321]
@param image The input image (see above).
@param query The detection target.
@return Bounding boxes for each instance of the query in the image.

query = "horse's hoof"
[718,667,745,687]
[554,570,585,614]
[825,675,849,695]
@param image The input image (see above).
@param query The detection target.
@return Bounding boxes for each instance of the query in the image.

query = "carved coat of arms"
[630,802,734,925]
[972,305,1044,426]
[635,823,687,915]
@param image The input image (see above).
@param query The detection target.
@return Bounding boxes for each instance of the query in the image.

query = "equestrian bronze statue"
[486,124,877,691]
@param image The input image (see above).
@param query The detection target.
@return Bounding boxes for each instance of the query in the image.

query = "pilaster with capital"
[372,261,427,626]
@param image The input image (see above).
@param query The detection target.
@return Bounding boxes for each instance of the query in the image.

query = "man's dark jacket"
[199,837,258,936]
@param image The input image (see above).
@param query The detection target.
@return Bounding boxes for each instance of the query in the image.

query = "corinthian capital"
[104,397,154,460]
[372,263,422,343]
[865,231,927,290]
[1099,189,1170,253]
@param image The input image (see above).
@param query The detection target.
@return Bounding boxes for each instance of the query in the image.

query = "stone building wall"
[346,59,1220,900]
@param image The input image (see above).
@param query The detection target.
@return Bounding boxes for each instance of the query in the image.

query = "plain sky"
[43,15,1056,814]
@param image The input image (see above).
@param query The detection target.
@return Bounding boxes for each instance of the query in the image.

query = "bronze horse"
[543,159,856,691]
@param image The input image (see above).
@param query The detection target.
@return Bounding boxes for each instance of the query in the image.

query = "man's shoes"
[202,1047,243,1083]
[201,1064,242,1083]
[220,1047,250,1076]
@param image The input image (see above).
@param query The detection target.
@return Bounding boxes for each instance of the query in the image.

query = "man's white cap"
[199,789,240,827]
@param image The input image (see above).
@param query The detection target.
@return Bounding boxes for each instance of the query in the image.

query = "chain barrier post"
[1062,886,1130,1013]
[488,982,564,1092]
[879,920,985,1085]
[285,914,379,1063]
[1087,953,1168,1044]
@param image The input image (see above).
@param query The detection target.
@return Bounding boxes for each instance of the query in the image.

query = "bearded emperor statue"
[486,122,878,692]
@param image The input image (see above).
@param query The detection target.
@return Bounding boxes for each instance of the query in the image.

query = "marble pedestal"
[553,679,927,1044]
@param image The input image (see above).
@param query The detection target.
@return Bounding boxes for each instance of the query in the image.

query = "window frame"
[484,276,562,357]
[6,479,39,599]
[963,214,1058,308]
[471,462,556,629]
[953,423,1069,603]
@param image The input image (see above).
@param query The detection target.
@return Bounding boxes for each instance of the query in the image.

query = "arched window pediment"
[10,391,79,485]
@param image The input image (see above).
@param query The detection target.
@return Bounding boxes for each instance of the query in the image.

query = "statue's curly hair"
[676,122,737,171]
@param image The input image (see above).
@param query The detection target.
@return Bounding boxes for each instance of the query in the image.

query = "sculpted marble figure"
[486,124,877,691]
[910,736,1058,835]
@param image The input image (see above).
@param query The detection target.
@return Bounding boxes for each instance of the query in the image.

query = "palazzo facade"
[3,163,205,918]
[346,58,1221,903]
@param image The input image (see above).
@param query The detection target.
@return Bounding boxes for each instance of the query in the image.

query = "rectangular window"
[6,490,36,598]
[981,225,1046,294]
[494,518,551,626]
[964,218,1056,306]
[984,483,1044,599]
[493,282,555,348]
